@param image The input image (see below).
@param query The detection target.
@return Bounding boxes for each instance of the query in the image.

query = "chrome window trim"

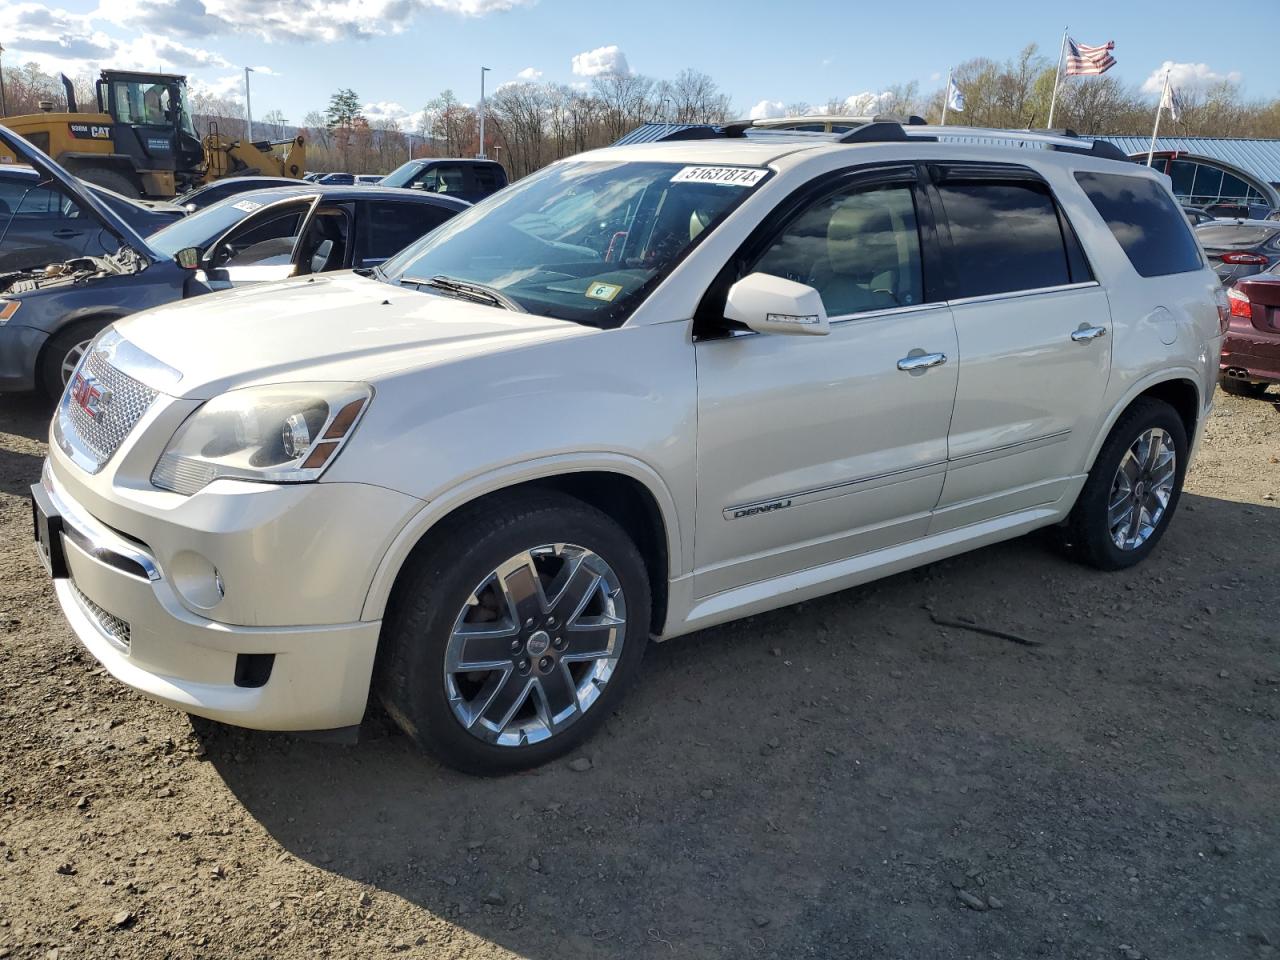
[945,280,1100,309]
[828,300,950,325]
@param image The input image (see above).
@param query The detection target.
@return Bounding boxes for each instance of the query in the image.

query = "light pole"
[0,44,7,117]
[478,66,490,159]
[244,66,255,141]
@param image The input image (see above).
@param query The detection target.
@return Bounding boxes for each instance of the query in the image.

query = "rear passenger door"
[927,164,1112,533]
[354,200,455,266]
[0,176,99,271]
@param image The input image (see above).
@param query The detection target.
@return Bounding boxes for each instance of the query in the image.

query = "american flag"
[1065,38,1116,76]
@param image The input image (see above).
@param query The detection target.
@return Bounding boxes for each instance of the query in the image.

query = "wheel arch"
[1086,371,1203,471]
[35,311,127,383]
[361,455,682,636]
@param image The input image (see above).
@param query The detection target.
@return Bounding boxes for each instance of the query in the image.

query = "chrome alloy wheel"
[1108,427,1177,551]
[61,339,92,386]
[444,543,627,747]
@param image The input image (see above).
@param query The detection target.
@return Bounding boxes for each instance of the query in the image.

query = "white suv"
[31,123,1226,773]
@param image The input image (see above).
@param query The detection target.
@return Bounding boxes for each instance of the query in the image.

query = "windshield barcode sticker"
[232,199,263,212]
[670,166,768,187]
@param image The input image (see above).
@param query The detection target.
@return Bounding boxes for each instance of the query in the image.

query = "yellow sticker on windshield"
[586,281,623,302]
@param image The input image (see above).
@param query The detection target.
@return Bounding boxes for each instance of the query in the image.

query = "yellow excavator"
[0,70,305,200]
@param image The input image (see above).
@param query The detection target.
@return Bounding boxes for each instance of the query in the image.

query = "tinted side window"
[0,179,63,217]
[433,166,467,195]
[753,183,924,316]
[359,201,454,262]
[1075,172,1204,277]
[472,166,502,191]
[936,180,1072,298]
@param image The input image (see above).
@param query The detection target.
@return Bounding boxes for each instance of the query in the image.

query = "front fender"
[358,451,684,622]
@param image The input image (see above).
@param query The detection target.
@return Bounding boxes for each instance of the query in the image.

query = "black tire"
[1220,377,1270,399]
[1061,398,1189,571]
[38,319,111,402]
[75,167,141,199]
[377,490,651,775]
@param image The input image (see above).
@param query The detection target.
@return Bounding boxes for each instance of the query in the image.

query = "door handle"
[1071,325,1108,343]
[51,229,83,239]
[897,352,948,372]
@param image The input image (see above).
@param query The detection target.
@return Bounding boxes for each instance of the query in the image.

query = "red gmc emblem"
[70,372,111,422]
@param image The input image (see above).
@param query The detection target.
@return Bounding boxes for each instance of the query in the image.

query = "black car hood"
[0,124,161,262]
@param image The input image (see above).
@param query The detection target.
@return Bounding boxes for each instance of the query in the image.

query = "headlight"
[152,382,372,495]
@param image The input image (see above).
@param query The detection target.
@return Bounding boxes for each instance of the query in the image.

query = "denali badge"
[70,372,112,423]
[728,498,793,520]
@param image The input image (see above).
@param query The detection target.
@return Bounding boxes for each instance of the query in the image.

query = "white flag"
[947,79,965,113]
[1161,81,1183,122]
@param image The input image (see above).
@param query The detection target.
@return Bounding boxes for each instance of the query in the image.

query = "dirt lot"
[0,389,1276,960]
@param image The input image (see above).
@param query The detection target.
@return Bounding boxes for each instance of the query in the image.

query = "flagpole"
[941,68,951,126]
[1046,26,1068,130]
[1147,70,1169,167]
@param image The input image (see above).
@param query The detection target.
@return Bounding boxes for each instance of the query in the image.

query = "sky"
[2,0,1278,131]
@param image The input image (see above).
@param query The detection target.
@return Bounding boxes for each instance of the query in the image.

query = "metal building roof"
[1096,136,1280,184]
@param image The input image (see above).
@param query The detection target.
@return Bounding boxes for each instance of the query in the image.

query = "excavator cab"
[94,71,205,192]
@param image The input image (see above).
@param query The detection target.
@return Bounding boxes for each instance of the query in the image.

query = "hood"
[0,124,160,261]
[115,270,594,398]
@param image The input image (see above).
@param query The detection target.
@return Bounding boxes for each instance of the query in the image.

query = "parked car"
[1221,264,1280,397]
[30,124,1223,774]
[1195,220,1280,285]
[379,158,508,203]
[147,183,468,288]
[355,175,383,186]
[0,164,184,272]
[0,126,467,399]
[1203,201,1274,221]
[1182,205,1214,226]
[315,172,355,185]
[175,176,305,212]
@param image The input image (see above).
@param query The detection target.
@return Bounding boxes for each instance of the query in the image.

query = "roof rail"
[917,125,1131,161]
[839,121,936,144]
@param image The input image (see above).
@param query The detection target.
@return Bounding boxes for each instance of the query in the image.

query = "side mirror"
[184,202,197,214]
[724,272,830,336]
[174,247,201,270]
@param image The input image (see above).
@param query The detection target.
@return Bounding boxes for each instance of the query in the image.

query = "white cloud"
[189,73,246,101]
[749,99,785,121]
[843,91,895,115]
[516,66,542,81]
[571,45,629,78]
[1142,61,1242,96]
[117,34,231,69]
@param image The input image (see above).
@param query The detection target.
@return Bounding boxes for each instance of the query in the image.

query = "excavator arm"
[201,132,306,185]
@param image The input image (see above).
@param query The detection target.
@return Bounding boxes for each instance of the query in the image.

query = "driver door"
[692,167,959,598]
[204,198,315,289]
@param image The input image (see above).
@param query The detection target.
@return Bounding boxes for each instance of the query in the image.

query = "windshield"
[148,194,296,254]
[380,161,425,189]
[380,160,768,327]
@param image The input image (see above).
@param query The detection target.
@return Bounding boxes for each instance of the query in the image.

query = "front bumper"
[39,461,411,732]
[0,323,49,392]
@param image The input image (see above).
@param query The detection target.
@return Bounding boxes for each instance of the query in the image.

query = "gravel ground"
[0,388,1277,960]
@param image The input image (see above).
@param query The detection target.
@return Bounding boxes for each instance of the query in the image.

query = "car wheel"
[1062,398,1188,571]
[1220,377,1270,399]
[75,167,141,200]
[377,491,650,775]
[39,320,110,402]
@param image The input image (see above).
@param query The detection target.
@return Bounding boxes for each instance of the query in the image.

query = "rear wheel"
[1061,398,1188,571]
[39,319,111,402]
[377,491,650,775]
[74,167,141,200]
[1220,377,1270,399]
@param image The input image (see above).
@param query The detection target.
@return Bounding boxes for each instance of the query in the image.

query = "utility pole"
[478,66,490,159]
[244,66,255,141]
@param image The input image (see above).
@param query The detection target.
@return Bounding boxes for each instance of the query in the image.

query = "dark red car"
[1221,266,1280,398]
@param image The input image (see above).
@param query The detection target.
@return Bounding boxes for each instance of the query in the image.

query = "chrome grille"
[71,583,130,652]
[62,347,158,469]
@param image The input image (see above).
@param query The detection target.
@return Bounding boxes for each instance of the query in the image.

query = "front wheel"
[377,491,650,774]
[1061,398,1188,571]
[39,320,111,402]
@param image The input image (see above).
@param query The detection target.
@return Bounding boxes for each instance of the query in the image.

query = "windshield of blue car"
[379,160,769,328]
[148,191,303,256]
